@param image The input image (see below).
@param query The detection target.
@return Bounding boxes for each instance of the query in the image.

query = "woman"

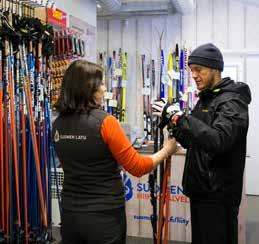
[52,60,177,244]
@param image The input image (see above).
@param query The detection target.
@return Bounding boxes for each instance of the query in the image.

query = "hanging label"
[167,69,173,80]
[115,68,123,77]
[145,78,151,86]
[172,70,180,80]
[104,92,113,100]
[112,79,118,88]
[142,87,151,95]
[187,86,193,93]
[167,76,173,87]
[121,80,127,87]
[161,76,166,84]
[39,84,44,101]
[181,93,188,102]
[109,99,118,107]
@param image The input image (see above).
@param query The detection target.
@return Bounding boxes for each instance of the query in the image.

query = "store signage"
[47,8,67,28]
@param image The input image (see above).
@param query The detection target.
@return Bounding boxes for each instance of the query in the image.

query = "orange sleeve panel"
[101,115,153,177]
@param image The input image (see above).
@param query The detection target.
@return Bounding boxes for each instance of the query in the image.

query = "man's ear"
[214,69,222,80]
[213,69,221,75]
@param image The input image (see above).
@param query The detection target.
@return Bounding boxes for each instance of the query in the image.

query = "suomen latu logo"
[123,172,133,201]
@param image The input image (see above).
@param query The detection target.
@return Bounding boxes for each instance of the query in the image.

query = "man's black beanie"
[188,43,224,71]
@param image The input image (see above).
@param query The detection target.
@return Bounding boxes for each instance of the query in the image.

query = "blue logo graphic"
[123,173,133,201]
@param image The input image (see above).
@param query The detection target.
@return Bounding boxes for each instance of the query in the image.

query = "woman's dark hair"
[55,59,103,115]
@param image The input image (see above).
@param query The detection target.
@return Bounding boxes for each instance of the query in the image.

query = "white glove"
[165,102,181,115]
[159,102,183,129]
[152,99,166,117]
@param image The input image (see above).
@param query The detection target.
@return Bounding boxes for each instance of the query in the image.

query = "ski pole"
[7,39,21,227]
[0,46,4,235]
[21,43,47,227]
[21,90,29,244]
[163,156,172,244]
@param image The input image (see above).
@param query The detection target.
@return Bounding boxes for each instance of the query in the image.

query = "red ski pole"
[6,40,21,227]
[157,154,172,244]
[0,47,4,232]
[163,156,172,244]
[157,160,168,244]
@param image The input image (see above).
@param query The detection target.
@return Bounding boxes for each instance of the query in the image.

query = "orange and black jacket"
[52,109,153,211]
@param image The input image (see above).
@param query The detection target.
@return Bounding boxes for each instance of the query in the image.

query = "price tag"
[182,93,188,102]
[115,68,123,77]
[104,92,113,100]
[109,99,118,107]
[167,69,173,80]
[112,79,118,88]
[187,86,193,93]
[161,76,166,84]
[142,87,151,95]
[121,80,127,87]
[167,77,173,87]
[172,70,180,80]
[145,78,151,86]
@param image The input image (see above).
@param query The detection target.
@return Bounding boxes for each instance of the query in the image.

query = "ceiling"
[97,0,196,18]
[97,0,259,19]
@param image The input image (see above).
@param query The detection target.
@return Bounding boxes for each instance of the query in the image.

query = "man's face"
[189,64,217,91]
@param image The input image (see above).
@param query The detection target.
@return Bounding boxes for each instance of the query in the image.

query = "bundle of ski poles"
[148,40,195,244]
[0,2,60,243]
[98,48,128,122]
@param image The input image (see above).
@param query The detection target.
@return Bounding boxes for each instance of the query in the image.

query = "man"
[153,43,251,244]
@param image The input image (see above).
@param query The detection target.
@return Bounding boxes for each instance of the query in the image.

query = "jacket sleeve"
[101,115,153,177]
[178,98,249,154]
[171,126,190,149]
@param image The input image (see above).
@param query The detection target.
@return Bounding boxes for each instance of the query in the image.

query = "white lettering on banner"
[60,135,75,139]
[54,130,87,142]
[133,215,189,226]
[59,135,87,140]
[75,135,87,140]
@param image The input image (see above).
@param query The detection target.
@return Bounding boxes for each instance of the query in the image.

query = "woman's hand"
[163,138,177,156]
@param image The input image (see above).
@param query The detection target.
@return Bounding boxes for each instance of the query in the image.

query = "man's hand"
[151,99,166,117]
[169,103,184,125]
[158,102,184,129]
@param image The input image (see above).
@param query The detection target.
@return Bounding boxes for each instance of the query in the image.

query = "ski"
[121,51,127,122]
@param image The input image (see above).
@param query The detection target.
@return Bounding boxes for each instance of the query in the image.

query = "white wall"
[54,0,97,27]
[97,15,182,131]
[53,0,97,61]
[97,0,259,195]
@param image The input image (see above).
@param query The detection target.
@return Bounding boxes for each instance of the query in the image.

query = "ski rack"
[0,3,56,243]
[0,0,56,14]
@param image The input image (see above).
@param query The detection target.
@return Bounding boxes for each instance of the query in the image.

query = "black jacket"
[174,77,251,206]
